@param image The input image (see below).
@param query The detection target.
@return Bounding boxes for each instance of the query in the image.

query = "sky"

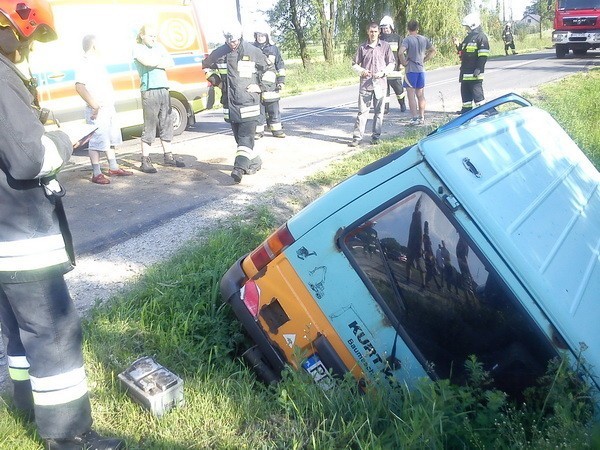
[197,0,534,44]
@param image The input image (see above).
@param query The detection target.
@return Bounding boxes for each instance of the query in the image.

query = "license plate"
[570,33,585,38]
[302,354,335,390]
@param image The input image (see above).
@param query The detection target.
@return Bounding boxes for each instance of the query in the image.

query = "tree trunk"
[289,0,311,68]
[315,0,335,63]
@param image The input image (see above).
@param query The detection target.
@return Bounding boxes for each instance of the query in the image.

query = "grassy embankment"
[1,52,599,450]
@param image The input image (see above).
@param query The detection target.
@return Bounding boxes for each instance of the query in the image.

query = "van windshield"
[342,190,558,397]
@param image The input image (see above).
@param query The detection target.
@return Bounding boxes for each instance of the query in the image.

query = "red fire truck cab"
[552,0,600,58]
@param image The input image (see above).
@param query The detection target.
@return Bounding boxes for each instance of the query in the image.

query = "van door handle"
[47,73,65,81]
[462,157,481,178]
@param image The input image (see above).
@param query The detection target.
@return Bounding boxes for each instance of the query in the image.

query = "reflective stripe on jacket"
[457,27,489,82]
[0,53,73,283]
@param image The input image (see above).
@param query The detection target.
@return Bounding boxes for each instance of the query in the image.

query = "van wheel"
[170,97,188,136]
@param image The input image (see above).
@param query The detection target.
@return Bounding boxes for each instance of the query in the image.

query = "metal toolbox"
[118,356,184,416]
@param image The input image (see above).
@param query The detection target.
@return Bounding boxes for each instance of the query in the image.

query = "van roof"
[419,106,600,376]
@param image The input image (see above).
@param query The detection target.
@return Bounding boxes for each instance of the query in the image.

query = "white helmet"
[462,12,481,30]
[222,20,242,42]
[379,15,394,31]
[253,20,271,42]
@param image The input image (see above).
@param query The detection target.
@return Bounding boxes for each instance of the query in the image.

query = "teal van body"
[221,94,599,398]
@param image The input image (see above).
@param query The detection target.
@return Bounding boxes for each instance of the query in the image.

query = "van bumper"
[220,256,287,375]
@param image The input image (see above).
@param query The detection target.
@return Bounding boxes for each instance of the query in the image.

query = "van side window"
[342,191,557,396]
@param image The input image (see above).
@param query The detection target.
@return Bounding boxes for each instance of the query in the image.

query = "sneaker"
[231,167,244,183]
[417,117,425,125]
[272,131,286,138]
[371,137,380,145]
[91,173,110,185]
[46,429,124,450]
[348,139,360,147]
[107,168,133,176]
[164,153,185,167]
[406,117,419,126]
[139,156,157,174]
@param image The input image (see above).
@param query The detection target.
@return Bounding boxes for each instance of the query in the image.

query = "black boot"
[400,99,407,112]
[46,429,124,450]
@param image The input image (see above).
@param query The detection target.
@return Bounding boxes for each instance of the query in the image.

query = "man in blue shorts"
[398,20,436,125]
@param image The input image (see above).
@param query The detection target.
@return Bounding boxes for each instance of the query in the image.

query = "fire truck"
[552,0,600,58]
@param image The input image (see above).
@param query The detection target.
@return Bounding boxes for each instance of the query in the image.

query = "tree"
[269,0,315,68]
[312,0,336,63]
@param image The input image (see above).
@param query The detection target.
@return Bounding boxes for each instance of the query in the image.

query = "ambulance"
[27,0,213,135]
[220,94,600,400]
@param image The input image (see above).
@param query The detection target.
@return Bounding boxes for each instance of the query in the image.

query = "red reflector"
[242,280,260,319]
[249,223,295,271]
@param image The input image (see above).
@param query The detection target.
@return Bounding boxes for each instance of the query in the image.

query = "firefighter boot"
[45,429,124,450]
[400,98,407,112]
[139,156,157,174]
[246,156,262,175]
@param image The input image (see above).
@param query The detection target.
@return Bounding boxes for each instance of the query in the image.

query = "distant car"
[220,94,600,399]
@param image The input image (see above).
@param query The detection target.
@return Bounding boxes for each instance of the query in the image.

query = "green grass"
[2,59,599,450]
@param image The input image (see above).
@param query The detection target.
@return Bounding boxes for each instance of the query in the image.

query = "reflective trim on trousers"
[8,355,30,381]
[31,366,89,406]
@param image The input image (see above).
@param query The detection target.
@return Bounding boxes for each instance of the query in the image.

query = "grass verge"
[1,72,599,450]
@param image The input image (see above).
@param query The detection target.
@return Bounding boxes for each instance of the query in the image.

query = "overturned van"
[220,94,600,398]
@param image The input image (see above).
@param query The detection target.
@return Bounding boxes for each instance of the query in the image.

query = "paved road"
[59,49,599,257]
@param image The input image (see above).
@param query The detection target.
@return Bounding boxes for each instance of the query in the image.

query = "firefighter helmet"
[222,20,243,43]
[0,0,57,42]
[379,15,394,31]
[461,12,481,30]
[253,20,271,43]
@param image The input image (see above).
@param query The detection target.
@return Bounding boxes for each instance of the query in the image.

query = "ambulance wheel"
[170,97,188,136]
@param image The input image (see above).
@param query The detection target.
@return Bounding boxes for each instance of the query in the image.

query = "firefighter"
[0,0,123,448]
[253,21,286,139]
[379,15,406,114]
[202,20,277,183]
[453,12,490,114]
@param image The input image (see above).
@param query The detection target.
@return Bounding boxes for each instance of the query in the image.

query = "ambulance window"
[342,191,557,397]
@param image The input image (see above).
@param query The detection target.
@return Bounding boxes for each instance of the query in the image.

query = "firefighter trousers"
[460,80,485,112]
[260,100,283,133]
[232,120,262,172]
[0,275,92,439]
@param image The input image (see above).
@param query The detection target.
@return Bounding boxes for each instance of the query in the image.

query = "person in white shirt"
[75,34,133,184]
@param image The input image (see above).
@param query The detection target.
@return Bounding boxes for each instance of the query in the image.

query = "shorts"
[141,88,174,145]
[403,72,426,89]
[85,105,123,151]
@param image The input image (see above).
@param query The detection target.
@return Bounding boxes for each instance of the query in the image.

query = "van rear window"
[342,190,557,396]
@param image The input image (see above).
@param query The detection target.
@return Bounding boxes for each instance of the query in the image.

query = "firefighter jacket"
[203,40,277,123]
[380,32,404,80]
[253,40,286,103]
[0,53,73,283]
[456,26,490,82]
